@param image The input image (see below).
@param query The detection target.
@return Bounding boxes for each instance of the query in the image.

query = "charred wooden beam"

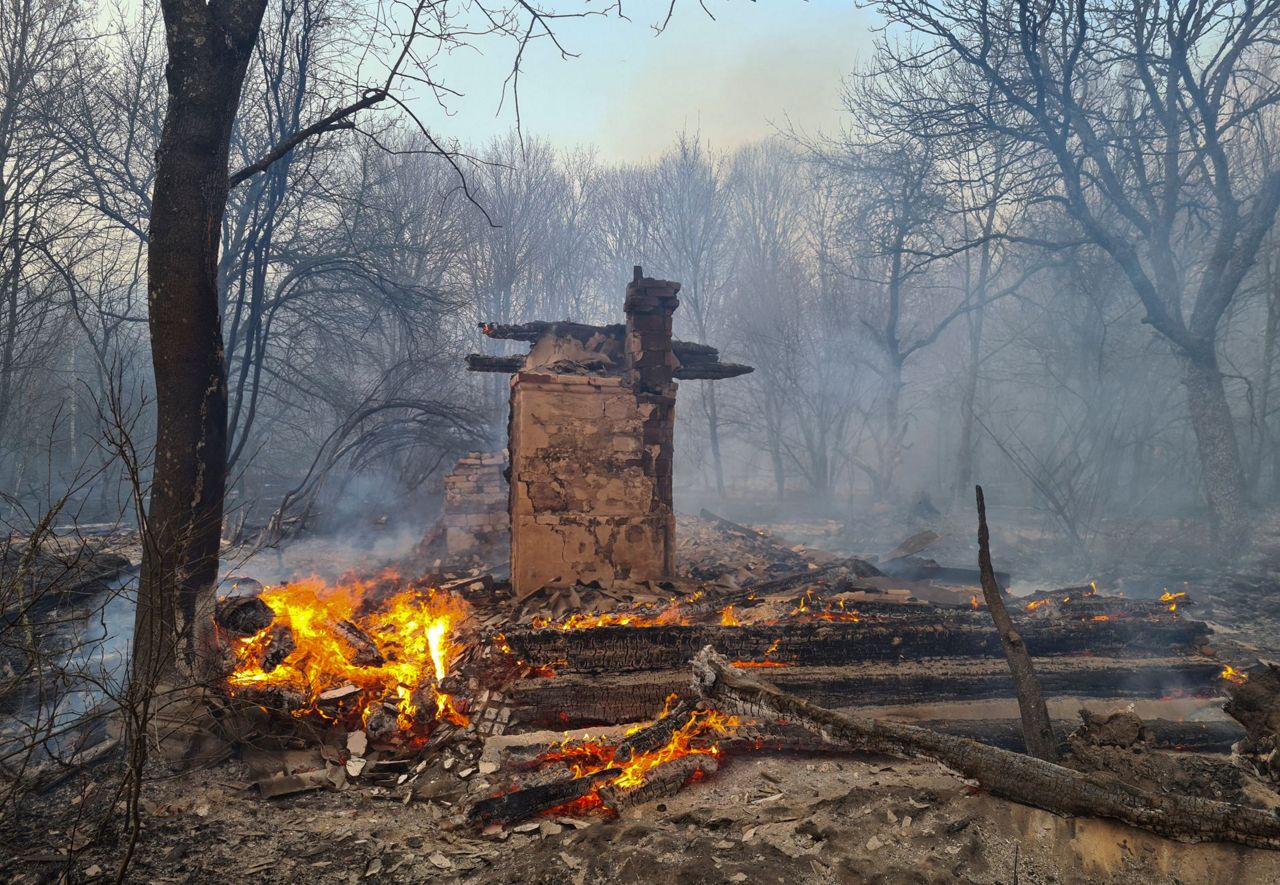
[597,755,718,811]
[466,353,525,373]
[467,768,619,825]
[504,657,1224,731]
[467,352,751,380]
[504,614,1210,675]
[881,557,1010,588]
[612,701,694,763]
[675,362,753,380]
[691,646,1280,850]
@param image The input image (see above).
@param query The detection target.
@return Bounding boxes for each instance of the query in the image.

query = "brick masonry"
[508,274,681,597]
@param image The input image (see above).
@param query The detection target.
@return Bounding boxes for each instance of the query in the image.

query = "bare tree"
[870,0,1280,542]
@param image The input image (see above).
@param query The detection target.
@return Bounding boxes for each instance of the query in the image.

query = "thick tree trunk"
[1181,349,1249,546]
[136,2,265,685]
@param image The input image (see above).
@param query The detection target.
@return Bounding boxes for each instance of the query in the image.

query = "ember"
[223,572,471,732]
[1221,664,1248,685]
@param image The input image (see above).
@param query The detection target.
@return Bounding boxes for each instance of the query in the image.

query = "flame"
[224,571,470,731]
[1221,665,1248,685]
[1160,590,1186,612]
[720,606,741,627]
[1025,598,1051,612]
[970,595,979,609]
[532,600,689,631]
[533,706,741,813]
[1089,615,1111,622]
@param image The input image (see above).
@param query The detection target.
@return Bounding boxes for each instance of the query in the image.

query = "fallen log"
[468,768,619,825]
[691,646,1280,849]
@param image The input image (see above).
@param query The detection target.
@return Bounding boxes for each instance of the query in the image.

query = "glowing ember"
[531,601,689,631]
[734,637,785,668]
[1221,665,1248,685]
[223,571,471,731]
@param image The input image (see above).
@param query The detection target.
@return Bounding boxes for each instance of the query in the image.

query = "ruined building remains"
[467,268,752,598]
[440,451,509,558]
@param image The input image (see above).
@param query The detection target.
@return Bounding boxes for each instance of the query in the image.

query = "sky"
[415,1,877,161]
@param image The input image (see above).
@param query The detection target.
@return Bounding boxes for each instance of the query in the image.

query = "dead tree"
[976,485,1057,761]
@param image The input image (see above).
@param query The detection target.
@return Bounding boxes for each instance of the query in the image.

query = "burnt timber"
[504,656,1222,730]
[503,610,1210,675]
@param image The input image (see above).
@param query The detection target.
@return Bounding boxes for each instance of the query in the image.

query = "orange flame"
[224,571,470,731]
[1221,665,1248,685]
[1025,598,1051,612]
[537,706,741,810]
[720,605,741,627]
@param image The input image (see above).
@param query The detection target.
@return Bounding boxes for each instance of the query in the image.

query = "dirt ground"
[8,742,1280,885]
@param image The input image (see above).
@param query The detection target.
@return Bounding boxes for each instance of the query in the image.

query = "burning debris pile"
[216,571,474,743]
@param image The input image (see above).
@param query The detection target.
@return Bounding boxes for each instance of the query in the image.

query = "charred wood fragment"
[215,595,275,636]
[612,701,694,763]
[467,768,620,825]
[692,647,1280,849]
[332,618,385,666]
[261,624,296,672]
[597,755,718,811]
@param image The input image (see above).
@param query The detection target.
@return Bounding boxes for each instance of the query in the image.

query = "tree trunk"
[956,302,984,498]
[701,380,726,498]
[1181,348,1249,547]
[136,1,265,685]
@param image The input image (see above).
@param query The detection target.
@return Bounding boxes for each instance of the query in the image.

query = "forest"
[5,1,1280,883]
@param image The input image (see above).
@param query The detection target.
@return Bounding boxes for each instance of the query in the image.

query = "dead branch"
[691,647,1280,849]
[976,485,1057,761]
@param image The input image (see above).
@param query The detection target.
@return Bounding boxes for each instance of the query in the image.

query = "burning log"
[597,755,718,810]
[468,769,620,825]
[332,618,385,667]
[691,647,1280,849]
[612,700,694,763]
[1224,660,1280,782]
[976,485,1057,761]
[215,595,275,636]
[261,624,295,673]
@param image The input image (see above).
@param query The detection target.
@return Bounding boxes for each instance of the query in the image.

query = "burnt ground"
[8,737,1280,885]
[6,512,1280,883]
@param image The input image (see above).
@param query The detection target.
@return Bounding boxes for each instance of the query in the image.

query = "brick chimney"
[624,265,681,395]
